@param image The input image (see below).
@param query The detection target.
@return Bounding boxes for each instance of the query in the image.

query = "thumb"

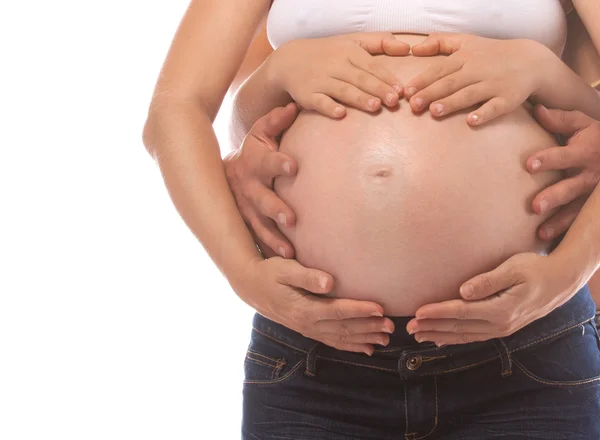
[277,259,335,295]
[354,32,411,56]
[533,104,593,136]
[460,261,521,300]
[411,33,466,56]
[255,102,300,139]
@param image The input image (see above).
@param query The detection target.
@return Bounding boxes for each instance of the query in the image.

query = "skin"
[226,3,600,343]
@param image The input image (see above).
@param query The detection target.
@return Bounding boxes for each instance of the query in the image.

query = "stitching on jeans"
[514,360,600,387]
[510,317,594,354]
[251,326,308,354]
[245,356,278,370]
[244,359,304,385]
[247,347,282,366]
[404,380,410,439]
[422,355,447,362]
[405,377,439,440]
[316,355,397,373]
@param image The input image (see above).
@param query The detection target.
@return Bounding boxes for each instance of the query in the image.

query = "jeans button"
[406,355,423,371]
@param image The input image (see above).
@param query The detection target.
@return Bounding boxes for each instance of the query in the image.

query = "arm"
[142,0,269,293]
[144,1,390,354]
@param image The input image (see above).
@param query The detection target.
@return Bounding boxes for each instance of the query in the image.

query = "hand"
[268,33,410,118]
[224,103,299,258]
[404,33,556,125]
[237,256,394,355]
[406,253,579,346]
[527,105,600,241]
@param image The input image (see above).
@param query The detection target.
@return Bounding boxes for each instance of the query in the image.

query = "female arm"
[144,1,392,354]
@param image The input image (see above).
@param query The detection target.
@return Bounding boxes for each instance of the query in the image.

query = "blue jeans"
[242,287,600,439]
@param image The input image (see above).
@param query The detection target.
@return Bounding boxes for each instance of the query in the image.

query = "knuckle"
[340,323,354,336]
[338,334,349,345]
[333,306,346,321]
[459,333,471,344]
[451,321,464,333]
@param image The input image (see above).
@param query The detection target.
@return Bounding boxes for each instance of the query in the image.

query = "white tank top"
[267,0,568,56]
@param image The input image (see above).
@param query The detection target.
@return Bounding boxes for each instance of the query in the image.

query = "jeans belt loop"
[305,342,322,377]
[492,338,513,377]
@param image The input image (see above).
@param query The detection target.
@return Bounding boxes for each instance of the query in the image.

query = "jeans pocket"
[243,328,306,386]
[513,320,600,389]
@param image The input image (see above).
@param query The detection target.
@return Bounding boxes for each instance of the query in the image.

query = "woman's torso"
[268,4,569,316]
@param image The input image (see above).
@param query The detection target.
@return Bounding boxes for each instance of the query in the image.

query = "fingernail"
[370,311,383,317]
[431,103,444,116]
[386,92,397,106]
[414,97,424,110]
[531,159,541,171]
[319,277,328,290]
[283,162,291,173]
[392,84,403,94]
[278,247,287,258]
[407,327,416,335]
[436,342,446,348]
[539,200,549,214]
[406,87,417,98]
[364,349,374,357]
[277,213,287,226]
[368,98,380,109]
[469,113,480,124]
[382,326,393,334]
[380,339,389,346]
[460,284,474,299]
[333,106,345,118]
[415,336,424,343]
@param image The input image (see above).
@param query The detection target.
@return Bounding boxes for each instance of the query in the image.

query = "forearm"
[552,182,600,291]
[533,44,600,119]
[143,99,262,295]
[230,56,292,149]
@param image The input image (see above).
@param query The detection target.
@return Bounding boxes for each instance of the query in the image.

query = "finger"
[254,102,300,138]
[256,151,298,183]
[323,332,390,347]
[527,146,584,173]
[531,173,596,215]
[537,197,586,241]
[348,49,403,99]
[245,182,296,228]
[406,318,494,335]
[313,297,385,321]
[458,260,523,301]
[316,317,395,336]
[353,32,411,57]
[413,331,493,346]
[244,208,295,259]
[410,33,467,57]
[404,57,464,100]
[276,259,335,294]
[428,82,492,117]
[303,93,347,119]
[533,105,593,135]
[325,79,383,112]
[415,299,495,322]
[467,97,512,126]
[409,72,479,114]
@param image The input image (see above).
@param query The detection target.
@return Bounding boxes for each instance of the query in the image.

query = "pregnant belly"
[274,45,560,316]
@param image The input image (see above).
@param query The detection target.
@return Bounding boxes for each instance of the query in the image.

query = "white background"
[0,1,253,438]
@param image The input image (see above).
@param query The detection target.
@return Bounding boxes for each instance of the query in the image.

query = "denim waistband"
[252,286,596,379]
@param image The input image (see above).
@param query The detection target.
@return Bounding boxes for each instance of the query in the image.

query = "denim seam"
[316,355,397,373]
[509,317,594,354]
[244,359,305,385]
[513,359,600,388]
[247,347,282,366]
[405,376,439,440]
[245,356,278,370]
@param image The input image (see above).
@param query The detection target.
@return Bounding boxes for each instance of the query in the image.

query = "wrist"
[548,249,593,297]
[528,39,560,100]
